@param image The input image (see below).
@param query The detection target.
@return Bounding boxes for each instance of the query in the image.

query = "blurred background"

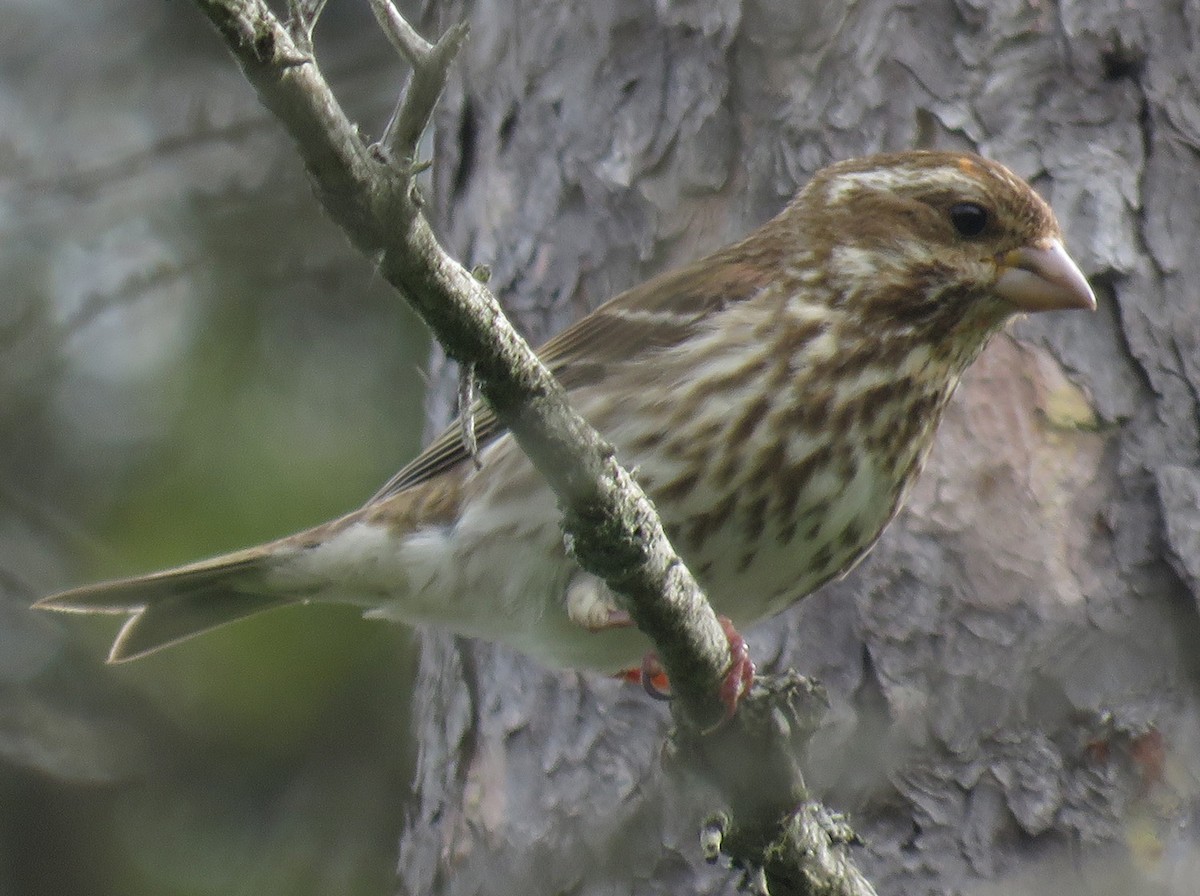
[2,2,435,893]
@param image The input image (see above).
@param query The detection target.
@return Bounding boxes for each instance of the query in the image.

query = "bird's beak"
[995,239,1097,313]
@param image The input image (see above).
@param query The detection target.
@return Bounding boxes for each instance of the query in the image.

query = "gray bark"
[400,1,1200,894]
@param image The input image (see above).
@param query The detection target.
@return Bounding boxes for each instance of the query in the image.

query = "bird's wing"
[368,242,774,502]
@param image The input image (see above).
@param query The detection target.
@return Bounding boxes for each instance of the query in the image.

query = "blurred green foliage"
[2,2,437,894]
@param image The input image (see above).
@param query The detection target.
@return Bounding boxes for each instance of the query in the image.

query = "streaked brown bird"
[36,151,1095,679]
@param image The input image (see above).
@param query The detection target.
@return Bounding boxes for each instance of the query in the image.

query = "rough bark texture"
[399,1,1200,894]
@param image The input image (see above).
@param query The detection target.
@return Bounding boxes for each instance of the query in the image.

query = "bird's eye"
[949,202,989,237]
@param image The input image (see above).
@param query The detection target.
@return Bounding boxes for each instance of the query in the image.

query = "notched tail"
[34,551,296,664]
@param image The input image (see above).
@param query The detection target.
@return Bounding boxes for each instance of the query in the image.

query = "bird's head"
[789,151,1095,350]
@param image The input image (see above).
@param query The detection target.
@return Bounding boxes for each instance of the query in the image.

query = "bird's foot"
[717,615,754,718]
[617,616,755,721]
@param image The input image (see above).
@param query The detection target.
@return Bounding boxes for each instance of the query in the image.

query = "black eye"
[949,202,989,237]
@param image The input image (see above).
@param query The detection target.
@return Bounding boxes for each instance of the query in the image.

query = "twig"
[368,0,469,159]
[286,0,327,53]
[457,363,481,469]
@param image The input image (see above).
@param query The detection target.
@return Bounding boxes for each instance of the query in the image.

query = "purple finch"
[36,151,1095,676]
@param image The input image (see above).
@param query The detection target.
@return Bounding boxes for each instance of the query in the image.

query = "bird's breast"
[650,438,903,622]
[613,368,952,624]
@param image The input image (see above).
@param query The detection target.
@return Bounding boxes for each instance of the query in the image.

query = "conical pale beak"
[995,239,1097,312]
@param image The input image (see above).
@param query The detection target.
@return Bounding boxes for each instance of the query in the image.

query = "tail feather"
[35,548,298,663]
[111,591,294,663]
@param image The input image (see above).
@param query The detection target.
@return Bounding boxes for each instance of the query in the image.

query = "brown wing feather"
[369,238,777,502]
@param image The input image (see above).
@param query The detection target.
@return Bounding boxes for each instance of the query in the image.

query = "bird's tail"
[34,547,295,664]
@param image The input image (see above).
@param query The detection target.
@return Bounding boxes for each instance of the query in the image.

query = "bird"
[35,151,1095,686]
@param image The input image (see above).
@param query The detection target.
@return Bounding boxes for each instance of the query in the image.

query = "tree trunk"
[399,1,1199,893]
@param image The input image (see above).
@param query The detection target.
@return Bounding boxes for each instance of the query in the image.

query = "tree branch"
[188,2,877,892]
[674,674,879,896]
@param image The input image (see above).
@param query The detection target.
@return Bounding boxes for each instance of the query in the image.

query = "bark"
[399,1,1200,894]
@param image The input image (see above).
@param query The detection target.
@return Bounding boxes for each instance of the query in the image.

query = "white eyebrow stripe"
[825,165,986,203]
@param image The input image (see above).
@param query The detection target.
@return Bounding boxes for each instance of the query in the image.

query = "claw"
[640,652,672,700]
[616,654,671,699]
